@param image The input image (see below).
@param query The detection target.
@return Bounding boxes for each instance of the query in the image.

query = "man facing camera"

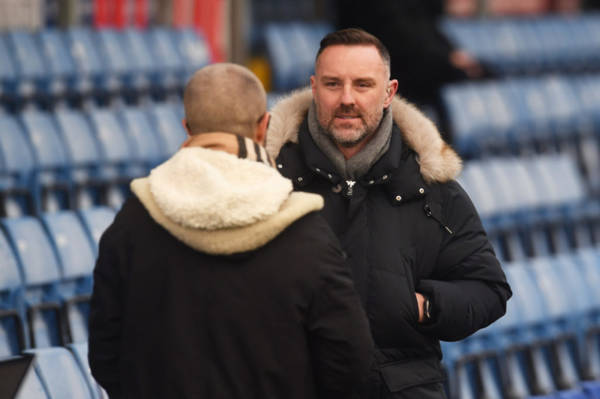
[88,63,373,399]
[266,29,511,398]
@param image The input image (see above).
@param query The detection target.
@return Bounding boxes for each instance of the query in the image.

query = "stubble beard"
[319,106,382,148]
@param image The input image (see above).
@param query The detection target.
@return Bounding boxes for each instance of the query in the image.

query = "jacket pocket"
[380,357,445,393]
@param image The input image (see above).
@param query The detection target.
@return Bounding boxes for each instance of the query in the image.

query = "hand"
[415,292,426,323]
[450,50,484,78]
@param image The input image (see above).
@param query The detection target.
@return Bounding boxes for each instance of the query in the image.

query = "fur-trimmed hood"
[266,88,462,183]
[130,146,323,255]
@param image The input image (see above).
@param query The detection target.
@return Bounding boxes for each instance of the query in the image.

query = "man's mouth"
[335,115,360,119]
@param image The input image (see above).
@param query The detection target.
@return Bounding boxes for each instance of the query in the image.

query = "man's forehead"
[316,45,388,76]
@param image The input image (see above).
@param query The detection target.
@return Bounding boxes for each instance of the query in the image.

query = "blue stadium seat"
[86,109,140,208]
[0,114,37,216]
[118,107,163,168]
[171,28,211,85]
[37,28,92,98]
[1,217,64,348]
[65,27,120,97]
[145,28,185,90]
[95,29,149,96]
[41,211,96,343]
[0,34,23,103]
[4,30,61,101]
[146,102,187,159]
[13,357,49,398]
[77,206,116,254]
[25,346,95,399]
[121,28,178,95]
[68,342,108,399]
[19,110,72,213]
[0,228,25,357]
[53,108,106,208]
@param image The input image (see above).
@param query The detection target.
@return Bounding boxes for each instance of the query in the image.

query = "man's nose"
[340,85,355,105]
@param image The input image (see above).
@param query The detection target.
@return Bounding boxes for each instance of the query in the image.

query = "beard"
[319,104,383,148]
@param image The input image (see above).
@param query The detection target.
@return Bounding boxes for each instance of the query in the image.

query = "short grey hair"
[183,63,267,138]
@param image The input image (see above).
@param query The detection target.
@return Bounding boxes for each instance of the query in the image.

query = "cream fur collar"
[266,88,462,183]
[130,147,323,255]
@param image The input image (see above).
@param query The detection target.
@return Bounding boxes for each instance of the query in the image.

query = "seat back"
[2,217,63,348]
[146,103,187,159]
[25,346,94,399]
[0,228,25,356]
[77,206,116,254]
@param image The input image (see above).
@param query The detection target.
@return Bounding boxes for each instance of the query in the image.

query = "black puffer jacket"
[266,90,512,398]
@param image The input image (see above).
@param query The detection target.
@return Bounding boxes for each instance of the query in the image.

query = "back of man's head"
[183,63,267,138]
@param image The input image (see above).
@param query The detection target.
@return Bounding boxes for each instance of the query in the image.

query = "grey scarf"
[307,101,393,180]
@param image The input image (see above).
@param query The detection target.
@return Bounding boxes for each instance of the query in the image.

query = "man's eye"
[325,82,339,87]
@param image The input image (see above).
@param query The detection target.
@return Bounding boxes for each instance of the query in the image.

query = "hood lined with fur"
[131,146,323,255]
[265,88,462,183]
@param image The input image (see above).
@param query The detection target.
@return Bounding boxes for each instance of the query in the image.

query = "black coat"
[88,195,374,399]
[275,120,512,398]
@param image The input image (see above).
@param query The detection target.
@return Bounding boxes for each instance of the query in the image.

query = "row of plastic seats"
[458,154,600,262]
[263,21,332,91]
[0,27,211,104]
[0,101,186,216]
[442,247,600,399]
[459,154,592,220]
[442,75,600,192]
[4,343,106,399]
[0,206,116,357]
[440,14,600,75]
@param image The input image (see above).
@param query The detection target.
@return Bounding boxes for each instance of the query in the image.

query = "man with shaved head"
[89,63,373,399]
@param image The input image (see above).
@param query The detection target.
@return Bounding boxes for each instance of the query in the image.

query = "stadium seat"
[53,108,106,208]
[0,34,24,104]
[1,217,65,348]
[41,211,96,343]
[171,28,211,85]
[77,206,116,253]
[65,27,120,98]
[37,28,92,99]
[0,228,25,357]
[0,114,37,217]
[95,29,149,97]
[145,102,188,160]
[4,30,61,101]
[145,28,186,91]
[118,107,163,168]
[25,346,95,399]
[68,342,108,399]
[86,109,140,208]
[121,28,178,96]
[19,110,72,213]
[13,356,49,398]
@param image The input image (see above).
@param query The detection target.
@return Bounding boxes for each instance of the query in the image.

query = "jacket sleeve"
[88,210,129,398]
[417,181,512,341]
[306,217,374,398]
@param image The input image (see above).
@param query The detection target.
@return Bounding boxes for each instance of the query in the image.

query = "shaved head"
[183,63,267,138]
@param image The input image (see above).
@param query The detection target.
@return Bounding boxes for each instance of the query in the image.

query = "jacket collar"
[292,120,429,204]
[266,88,462,184]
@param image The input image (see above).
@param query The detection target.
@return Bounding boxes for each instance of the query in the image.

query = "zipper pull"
[345,180,356,197]
[424,204,454,235]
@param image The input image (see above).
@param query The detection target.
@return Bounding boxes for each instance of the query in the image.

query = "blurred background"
[0,1,599,398]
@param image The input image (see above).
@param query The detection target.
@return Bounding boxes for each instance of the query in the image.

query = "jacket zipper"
[345,180,356,197]
[424,204,454,235]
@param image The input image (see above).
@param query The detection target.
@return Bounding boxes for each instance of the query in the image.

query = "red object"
[113,0,126,28]
[134,0,148,28]
[193,0,224,62]
[94,0,109,27]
